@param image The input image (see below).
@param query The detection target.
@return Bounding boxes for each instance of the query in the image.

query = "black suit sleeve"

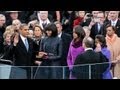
[80,18,91,27]
[97,52,109,74]
[72,54,84,78]
[74,55,82,65]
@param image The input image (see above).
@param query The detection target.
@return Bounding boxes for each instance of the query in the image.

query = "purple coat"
[101,47,112,79]
[67,41,84,70]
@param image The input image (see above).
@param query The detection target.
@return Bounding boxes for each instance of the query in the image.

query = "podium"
[0,64,27,79]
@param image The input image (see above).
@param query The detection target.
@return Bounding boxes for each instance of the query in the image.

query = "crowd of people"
[0,11,120,79]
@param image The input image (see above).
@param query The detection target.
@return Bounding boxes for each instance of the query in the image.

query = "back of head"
[12,19,21,25]
[95,35,107,48]
[83,37,94,48]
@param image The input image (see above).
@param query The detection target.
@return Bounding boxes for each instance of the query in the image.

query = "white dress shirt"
[111,19,118,26]
[85,48,93,51]
[20,34,27,45]
[58,32,62,38]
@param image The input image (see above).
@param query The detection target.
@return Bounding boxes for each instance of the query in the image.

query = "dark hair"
[33,25,43,34]
[19,23,28,30]
[83,37,94,48]
[45,23,58,37]
[106,24,116,33]
[73,25,85,42]
[98,11,105,18]
[95,35,107,48]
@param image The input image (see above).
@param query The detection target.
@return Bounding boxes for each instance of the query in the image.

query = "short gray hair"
[19,23,28,30]
[0,14,6,20]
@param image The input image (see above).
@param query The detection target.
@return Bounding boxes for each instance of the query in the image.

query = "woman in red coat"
[73,11,85,27]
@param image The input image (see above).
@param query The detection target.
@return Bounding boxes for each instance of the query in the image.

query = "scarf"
[72,40,82,48]
[106,34,117,45]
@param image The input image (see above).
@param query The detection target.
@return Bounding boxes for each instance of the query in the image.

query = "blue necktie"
[112,22,115,27]
[25,39,29,51]
[98,23,101,32]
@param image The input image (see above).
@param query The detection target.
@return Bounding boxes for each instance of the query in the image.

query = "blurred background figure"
[33,25,43,65]
[73,11,85,27]
[5,11,21,26]
[90,11,107,40]
[28,20,39,30]
[104,11,111,23]
[5,25,15,34]
[28,29,33,39]
[54,21,72,79]
[107,11,120,37]
[33,25,43,49]
[2,31,15,61]
[48,11,61,22]
[83,26,91,38]
[62,11,76,36]
[12,19,21,32]
[54,21,72,66]
[37,11,51,30]
[0,14,6,55]
[80,11,99,27]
